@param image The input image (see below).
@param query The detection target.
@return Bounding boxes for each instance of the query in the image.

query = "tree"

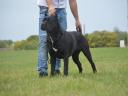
[87,31,118,48]
[14,35,39,50]
[0,40,13,48]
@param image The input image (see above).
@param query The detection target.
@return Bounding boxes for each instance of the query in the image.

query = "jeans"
[38,6,67,73]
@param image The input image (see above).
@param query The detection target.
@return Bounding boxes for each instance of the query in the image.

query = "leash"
[49,36,58,52]
[76,26,82,33]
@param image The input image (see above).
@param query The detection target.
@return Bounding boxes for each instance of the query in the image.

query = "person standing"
[37,0,82,77]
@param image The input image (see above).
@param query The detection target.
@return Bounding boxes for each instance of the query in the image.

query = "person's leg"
[57,8,67,32]
[54,8,67,72]
[38,6,49,76]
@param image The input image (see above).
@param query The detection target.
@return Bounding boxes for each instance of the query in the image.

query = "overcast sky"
[0,0,127,41]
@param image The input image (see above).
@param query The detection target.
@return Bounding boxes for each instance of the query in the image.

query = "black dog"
[41,15,97,76]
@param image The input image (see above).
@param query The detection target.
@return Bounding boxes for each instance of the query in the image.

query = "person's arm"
[46,0,56,16]
[69,0,82,32]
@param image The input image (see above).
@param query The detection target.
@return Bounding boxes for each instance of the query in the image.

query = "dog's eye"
[43,16,49,22]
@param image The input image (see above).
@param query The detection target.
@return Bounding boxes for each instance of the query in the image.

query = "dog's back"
[55,31,88,57]
[63,31,88,48]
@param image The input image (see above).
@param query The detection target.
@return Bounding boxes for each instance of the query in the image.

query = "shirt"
[37,0,67,8]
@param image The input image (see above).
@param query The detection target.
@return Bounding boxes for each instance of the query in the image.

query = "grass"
[0,48,128,96]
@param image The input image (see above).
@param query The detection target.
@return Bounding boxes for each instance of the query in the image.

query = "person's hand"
[48,5,56,16]
[75,19,82,33]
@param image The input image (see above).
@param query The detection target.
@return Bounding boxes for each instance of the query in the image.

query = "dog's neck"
[48,27,63,42]
[48,29,63,52]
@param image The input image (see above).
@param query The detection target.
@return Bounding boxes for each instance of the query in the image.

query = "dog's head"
[41,15,59,32]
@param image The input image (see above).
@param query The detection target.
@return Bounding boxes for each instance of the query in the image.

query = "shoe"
[54,70,61,75]
[39,72,48,77]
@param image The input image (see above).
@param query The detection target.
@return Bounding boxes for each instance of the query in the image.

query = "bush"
[0,40,13,48]
[86,31,118,48]
[14,35,39,50]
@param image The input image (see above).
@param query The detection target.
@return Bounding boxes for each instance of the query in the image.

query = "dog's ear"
[41,21,47,30]
[41,17,49,31]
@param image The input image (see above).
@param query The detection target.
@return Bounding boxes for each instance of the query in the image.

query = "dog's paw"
[39,72,48,77]
[54,70,61,75]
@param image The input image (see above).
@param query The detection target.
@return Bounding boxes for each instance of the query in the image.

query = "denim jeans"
[38,6,67,73]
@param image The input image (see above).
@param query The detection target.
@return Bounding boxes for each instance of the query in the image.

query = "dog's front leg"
[50,56,56,76]
[63,56,69,76]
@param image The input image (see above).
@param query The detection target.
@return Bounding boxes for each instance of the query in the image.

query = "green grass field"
[0,48,128,96]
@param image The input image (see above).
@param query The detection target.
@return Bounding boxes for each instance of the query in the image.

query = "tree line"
[0,31,127,50]
[0,40,13,48]
[86,31,127,48]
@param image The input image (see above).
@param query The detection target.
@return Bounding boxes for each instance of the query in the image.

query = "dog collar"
[49,36,58,52]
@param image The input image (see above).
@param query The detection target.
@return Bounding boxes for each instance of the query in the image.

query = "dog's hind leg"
[72,51,83,73]
[81,47,97,73]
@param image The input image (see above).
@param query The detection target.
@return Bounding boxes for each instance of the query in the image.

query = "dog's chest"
[48,39,65,58]
[53,45,64,58]
[56,50,65,59]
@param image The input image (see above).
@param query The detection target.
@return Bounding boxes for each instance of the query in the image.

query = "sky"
[0,0,127,41]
